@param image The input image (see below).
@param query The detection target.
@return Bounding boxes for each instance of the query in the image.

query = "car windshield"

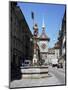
[25,62,29,64]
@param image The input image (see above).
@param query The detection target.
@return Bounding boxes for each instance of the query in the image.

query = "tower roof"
[54,41,60,49]
[40,31,50,41]
[39,19,50,41]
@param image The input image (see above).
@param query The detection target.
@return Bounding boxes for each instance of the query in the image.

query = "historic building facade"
[58,9,66,69]
[47,42,60,65]
[10,2,33,81]
[48,48,55,64]
[54,42,60,59]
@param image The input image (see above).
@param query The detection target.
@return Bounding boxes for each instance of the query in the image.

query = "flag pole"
[31,12,34,30]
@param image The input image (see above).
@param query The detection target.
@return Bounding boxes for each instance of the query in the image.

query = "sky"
[17,2,65,48]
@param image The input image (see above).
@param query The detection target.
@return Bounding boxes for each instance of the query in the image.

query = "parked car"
[51,59,58,67]
[21,60,31,67]
[57,63,63,68]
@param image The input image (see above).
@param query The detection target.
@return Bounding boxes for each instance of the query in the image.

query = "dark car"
[57,63,63,68]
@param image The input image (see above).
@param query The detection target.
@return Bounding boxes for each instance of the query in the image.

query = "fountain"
[20,23,49,79]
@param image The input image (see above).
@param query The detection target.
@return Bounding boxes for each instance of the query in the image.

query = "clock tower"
[38,19,50,64]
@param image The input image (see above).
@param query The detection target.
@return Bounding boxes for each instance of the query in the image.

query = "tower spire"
[42,18,45,29]
[40,18,50,41]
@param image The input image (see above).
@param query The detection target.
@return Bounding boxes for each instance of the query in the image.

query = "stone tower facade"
[37,19,50,64]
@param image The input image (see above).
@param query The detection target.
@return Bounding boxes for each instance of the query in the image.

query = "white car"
[21,60,31,67]
[51,58,58,67]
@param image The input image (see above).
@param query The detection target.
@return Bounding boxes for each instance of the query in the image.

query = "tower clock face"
[41,43,46,49]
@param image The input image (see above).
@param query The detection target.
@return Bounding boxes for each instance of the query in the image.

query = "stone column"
[32,24,38,65]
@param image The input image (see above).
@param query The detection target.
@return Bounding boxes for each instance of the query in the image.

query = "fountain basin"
[20,66,49,78]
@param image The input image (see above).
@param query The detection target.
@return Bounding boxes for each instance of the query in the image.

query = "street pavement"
[48,66,65,85]
[10,65,66,88]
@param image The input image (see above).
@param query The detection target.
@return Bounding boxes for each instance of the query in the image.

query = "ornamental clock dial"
[41,43,46,49]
